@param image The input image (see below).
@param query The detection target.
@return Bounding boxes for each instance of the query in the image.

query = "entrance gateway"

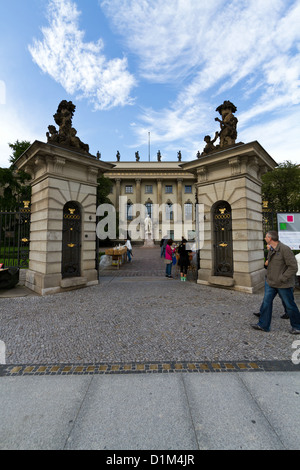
[15,101,114,295]
[15,100,277,295]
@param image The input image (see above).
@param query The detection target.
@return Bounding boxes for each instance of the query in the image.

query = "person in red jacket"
[164,239,175,278]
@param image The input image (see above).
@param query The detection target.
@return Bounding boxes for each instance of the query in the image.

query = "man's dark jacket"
[267,241,297,288]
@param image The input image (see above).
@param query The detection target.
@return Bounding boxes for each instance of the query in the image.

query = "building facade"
[104,161,197,241]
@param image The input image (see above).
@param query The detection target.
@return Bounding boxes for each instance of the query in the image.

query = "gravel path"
[0,247,299,364]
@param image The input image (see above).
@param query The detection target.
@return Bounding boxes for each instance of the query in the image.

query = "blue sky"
[1,0,300,167]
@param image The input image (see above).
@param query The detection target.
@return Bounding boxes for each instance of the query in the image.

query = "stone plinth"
[181,141,277,293]
[143,233,155,247]
[16,141,114,295]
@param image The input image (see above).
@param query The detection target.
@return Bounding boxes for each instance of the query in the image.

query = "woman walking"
[178,238,190,281]
[165,239,175,278]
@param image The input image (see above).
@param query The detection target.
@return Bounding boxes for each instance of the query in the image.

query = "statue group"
[46,100,90,155]
[201,100,239,156]
[46,99,239,161]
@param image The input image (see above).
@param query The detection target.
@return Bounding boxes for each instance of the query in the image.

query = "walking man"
[251,230,300,334]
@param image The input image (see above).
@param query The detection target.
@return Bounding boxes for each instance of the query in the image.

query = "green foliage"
[8,140,31,166]
[262,161,300,212]
[97,174,113,205]
[0,140,31,209]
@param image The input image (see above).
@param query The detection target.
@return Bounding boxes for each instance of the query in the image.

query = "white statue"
[144,215,152,235]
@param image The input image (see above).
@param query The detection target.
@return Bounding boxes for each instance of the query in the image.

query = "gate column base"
[181,141,277,294]
[16,140,113,296]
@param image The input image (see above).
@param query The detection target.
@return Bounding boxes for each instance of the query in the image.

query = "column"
[115,179,121,212]
[135,178,141,204]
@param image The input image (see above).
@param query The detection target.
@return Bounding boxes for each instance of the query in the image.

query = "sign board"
[277,213,300,250]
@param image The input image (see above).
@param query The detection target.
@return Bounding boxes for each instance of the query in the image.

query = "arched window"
[145,202,153,218]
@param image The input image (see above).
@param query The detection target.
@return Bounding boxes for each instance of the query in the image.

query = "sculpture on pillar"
[177,150,182,162]
[157,150,162,162]
[135,151,140,162]
[46,100,90,155]
[215,100,238,148]
[116,151,120,161]
[201,132,219,156]
[199,100,240,156]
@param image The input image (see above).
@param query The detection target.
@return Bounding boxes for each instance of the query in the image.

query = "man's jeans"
[258,281,300,331]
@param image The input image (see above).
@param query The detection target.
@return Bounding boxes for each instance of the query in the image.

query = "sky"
[1,0,300,168]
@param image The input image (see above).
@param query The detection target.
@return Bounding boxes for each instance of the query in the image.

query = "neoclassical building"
[104,161,197,241]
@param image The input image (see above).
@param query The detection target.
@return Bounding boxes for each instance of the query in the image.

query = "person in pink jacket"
[165,239,175,278]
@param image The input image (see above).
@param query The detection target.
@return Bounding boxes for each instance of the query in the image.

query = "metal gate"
[0,203,31,268]
[61,201,81,278]
[213,201,233,277]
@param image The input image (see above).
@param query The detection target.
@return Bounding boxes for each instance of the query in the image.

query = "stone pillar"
[115,178,121,212]
[135,178,141,204]
[16,141,113,295]
[156,179,162,205]
[181,142,277,293]
[177,178,183,207]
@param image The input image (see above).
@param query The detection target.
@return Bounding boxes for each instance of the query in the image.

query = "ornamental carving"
[46,100,90,155]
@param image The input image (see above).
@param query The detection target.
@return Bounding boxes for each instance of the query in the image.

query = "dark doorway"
[62,201,81,278]
[213,201,233,277]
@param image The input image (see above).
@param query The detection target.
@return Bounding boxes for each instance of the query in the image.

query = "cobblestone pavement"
[0,247,300,369]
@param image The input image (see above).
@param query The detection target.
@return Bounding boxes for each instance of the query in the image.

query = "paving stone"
[0,247,299,367]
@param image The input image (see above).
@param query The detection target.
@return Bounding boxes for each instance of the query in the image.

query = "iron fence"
[0,203,31,268]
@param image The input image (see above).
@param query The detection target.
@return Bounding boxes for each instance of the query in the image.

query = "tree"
[8,140,31,166]
[0,140,31,209]
[97,174,113,205]
[261,161,300,213]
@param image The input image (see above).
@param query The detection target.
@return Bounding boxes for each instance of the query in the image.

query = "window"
[185,203,193,221]
[145,185,153,194]
[145,202,152,218]
[185,185,192,193]
[167,230,174,240]
[127,203,133,220]
[166,203,173,221]
[165,185,173,194]
[125,185,133,194]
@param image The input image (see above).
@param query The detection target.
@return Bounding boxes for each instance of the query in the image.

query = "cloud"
[101,0,300,163]
[101,0,223,82]
[29,0,136,110]
[239,107,300,165]
[0,105,43,168]
[0,80,6,105]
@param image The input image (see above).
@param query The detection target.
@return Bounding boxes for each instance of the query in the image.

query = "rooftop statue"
[46,100,90,155]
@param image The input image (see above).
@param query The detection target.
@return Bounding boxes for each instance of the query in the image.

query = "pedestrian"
[296,252,300,288]
[160,236,168,258]
[160,236,167,258]
[253,244,289,319]
[125,239,133,262]
[177,238,190,281]
[251,231,300,334]
[164,239,175,278]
